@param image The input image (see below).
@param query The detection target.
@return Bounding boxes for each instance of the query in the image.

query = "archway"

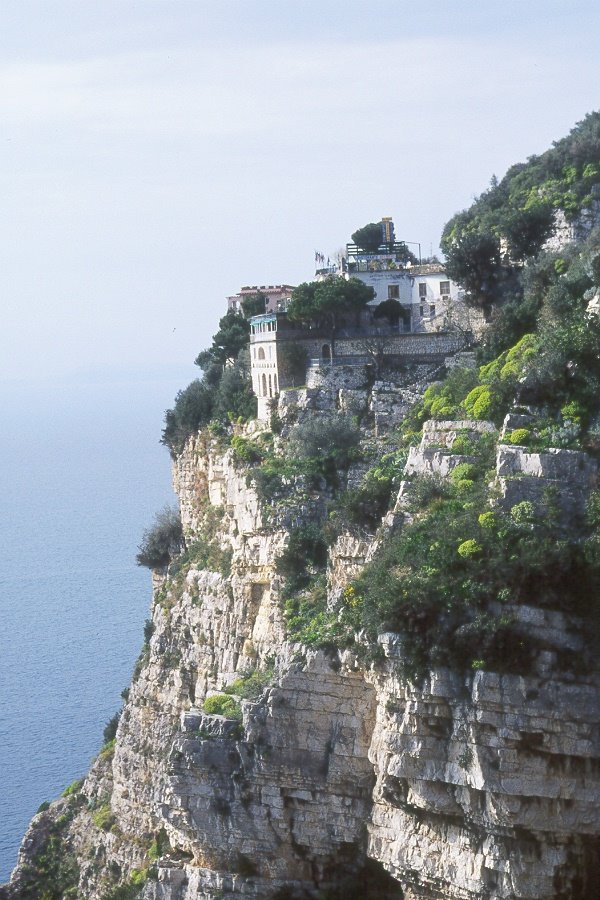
[321,344,331,362]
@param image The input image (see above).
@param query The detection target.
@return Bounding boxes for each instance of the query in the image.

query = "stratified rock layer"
[3,401,600,900]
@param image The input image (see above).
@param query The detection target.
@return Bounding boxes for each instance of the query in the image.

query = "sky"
[1,0,600,388]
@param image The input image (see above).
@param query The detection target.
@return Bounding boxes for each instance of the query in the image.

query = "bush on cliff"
[136,506,183,569]
[342,466,600,677]
[276,523,328,595]
[162,349,257,456]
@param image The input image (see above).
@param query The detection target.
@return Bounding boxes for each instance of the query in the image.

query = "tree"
[279,342,308,386]
[136,506,183,569]
[241,291,267,318]
[358,331,397,378]
[373,298,403,326]
[212,348,257,422]
[161,379,214,454]
[352,222,384,253]
[287,278,375,348]
[194,311,250,370]
[442,230,504,313]
[395,242,419,265]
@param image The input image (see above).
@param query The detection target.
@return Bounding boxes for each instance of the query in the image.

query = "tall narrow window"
[419,283,427,298]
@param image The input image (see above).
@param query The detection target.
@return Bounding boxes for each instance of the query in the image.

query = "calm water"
[0,373,192,882]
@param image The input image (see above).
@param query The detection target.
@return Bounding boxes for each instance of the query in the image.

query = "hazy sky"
[2,0,599,386]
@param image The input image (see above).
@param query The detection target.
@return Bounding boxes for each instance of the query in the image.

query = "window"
[388,284,400,299]
[430,304,436,317]
[258,347,265,360]
[419,283,427,298]
[420,305,425,316]
[439,281,450,296]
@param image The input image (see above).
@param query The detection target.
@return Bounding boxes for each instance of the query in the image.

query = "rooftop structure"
[227,285,295,315]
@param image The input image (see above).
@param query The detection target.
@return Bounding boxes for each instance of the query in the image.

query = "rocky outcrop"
[3,395,600,899]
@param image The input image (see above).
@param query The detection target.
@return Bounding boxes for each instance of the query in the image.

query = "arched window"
[273,373,278,393]
[261,373,267,396]
[258,346,266,360]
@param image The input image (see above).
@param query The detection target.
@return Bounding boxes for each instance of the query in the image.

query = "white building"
[311,218,464,332]
[407,263,464,331]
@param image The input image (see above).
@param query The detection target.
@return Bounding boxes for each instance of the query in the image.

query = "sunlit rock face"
[3,394,600,900]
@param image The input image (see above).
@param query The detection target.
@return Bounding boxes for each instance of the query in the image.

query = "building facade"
[227,285,295,315]
[244,217,480,419]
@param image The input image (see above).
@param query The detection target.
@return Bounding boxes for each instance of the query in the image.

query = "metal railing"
[307,355,370,367]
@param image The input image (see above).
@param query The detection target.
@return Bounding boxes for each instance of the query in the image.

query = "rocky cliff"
[3,368,600,900]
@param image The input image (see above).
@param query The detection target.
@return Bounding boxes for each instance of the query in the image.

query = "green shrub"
[405,474,452,511]
[103,711,121,744]
[510,501,536,524]
[148,828,171,861]
[136,506,183,569]
[457,539,483,558]
[338,452,407,531]
[450,463,479,483]
[507,428,530,445]
[478,511,498,529]
[224,667,274,700]
[61,779,83,798]
[249,452,319,502]
[99,738,117,759]
[451,434,475,453]
[276,523,328,595]
[287,413,361,477]
[202,694,242,719]
[92,802,116,832]
[230,435,264,464]
[463,384,495,420]
[422,368,479,423]
[284,577,341,648]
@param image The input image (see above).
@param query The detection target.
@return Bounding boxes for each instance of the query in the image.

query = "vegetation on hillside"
[162,308,257,456]
[441,111,600,345]
[156,112,600,682]
[271,118,600,674]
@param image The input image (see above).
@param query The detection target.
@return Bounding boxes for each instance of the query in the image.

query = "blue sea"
[0,372,194,882]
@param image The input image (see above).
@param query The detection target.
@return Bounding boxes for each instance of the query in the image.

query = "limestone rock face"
[4,410,600,900]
